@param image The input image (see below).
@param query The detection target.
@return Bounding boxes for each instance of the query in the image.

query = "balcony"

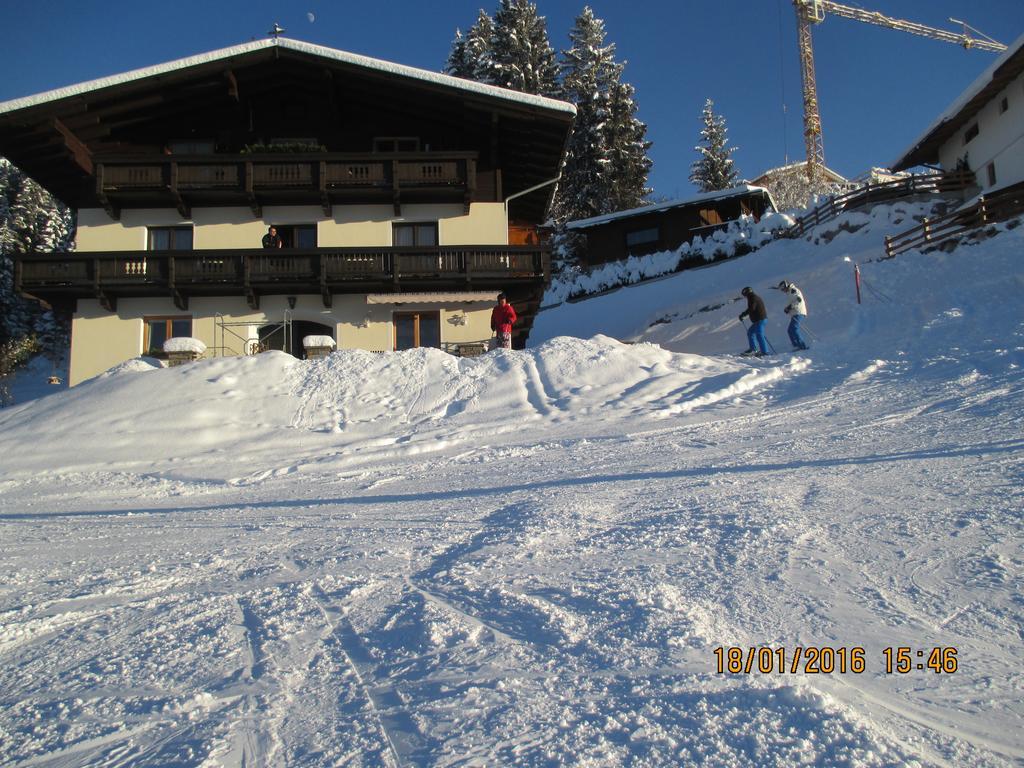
[93,152,493,219]
[16,246,549,312]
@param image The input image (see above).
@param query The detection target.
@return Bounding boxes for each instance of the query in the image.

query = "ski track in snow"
[1,205,1023,766]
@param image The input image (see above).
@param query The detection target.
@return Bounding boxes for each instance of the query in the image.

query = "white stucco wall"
[75,203,509,251]
[69,294,497,386]
[937,70,1024,192]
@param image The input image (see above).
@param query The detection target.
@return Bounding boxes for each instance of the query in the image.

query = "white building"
[894,33,1024,193]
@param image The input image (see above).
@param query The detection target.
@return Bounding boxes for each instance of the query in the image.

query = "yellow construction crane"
[793,0,1007,184]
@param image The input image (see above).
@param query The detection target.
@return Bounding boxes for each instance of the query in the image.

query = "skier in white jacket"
[777,280,809,350]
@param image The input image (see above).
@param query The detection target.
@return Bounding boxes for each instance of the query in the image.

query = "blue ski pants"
[747,319,768,355]
[788,314,808,350]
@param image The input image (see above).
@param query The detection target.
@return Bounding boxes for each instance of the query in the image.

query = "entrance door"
[394,311,440,351]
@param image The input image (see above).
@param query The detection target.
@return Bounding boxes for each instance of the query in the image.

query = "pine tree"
[604,78,652,211]
[548,8,653,271]
[485,0,560,97]
[0,158,74,352]
[690,99,739,193]
[445,29,470,78]
[442,4,653,272]
[445,10,495,82]
[552,7,618,224]
[553,8,652,223]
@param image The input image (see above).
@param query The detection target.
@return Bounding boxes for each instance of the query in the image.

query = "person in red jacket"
[490,293,517,350]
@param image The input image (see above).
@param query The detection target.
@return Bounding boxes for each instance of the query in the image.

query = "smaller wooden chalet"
[566,186,775,267]
[893,32,1024,193]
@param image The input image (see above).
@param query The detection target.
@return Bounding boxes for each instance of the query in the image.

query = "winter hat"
[777,280,789,290]
[741,286,752,297]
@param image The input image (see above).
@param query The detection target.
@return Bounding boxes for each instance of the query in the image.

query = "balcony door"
[272,224,317,249]
[393,223,437,247]
[394,311,440,351]
[148,226,193,251]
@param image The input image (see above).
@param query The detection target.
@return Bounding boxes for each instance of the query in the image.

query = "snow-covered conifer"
[445,10,495,82]
[549,8,652,267]
[0,158,73,350]
[690,99,739,193]
[552,7,619,224]
[604,78,652,212]
[445,29,470,78]
[486,0,560,97]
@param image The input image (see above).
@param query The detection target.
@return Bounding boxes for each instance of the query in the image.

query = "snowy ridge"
[1,200,1022,766]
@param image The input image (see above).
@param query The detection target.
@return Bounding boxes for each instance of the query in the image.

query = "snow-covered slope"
[1,203,1022,767]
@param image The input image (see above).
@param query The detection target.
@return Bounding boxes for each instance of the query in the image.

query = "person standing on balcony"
[778,280,809,351]
[490,293,517,350]
[262,225,283,249]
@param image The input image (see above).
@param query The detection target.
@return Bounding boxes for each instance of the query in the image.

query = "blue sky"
[2,1,1022,200]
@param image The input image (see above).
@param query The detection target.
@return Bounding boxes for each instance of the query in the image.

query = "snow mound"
[98,356,166,376]
[0,338,801,480]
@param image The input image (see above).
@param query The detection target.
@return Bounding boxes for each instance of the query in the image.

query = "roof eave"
[0,37,576,121]
[892,33,1024,172]
[566,185,772,230]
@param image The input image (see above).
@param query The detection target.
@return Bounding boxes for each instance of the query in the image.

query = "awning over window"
[365,292,498,305]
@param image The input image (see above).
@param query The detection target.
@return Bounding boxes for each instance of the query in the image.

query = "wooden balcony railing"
[16,245,549,312]
[93,152,483,218]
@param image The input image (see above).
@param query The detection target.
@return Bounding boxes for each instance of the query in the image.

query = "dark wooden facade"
[92,152,493,220]
[568,187,775,267]
[0,39,574,224]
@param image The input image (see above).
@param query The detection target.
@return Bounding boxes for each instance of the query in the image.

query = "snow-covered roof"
[892,32,1024,170]
[566,186,774,230]
[0,37,576,118]
[749,162,847,184]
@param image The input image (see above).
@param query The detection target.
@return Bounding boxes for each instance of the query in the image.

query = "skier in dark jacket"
[490,293,517,350]
[738,286,769,356]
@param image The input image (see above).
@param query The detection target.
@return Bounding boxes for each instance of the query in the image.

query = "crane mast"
[792,0,1007,185]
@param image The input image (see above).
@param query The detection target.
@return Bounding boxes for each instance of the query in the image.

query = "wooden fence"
[789,171,975,237]
[882,182,1024,259]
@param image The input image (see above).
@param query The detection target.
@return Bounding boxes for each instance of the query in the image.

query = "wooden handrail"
[789,171,976,237]
[17,245,550,287]
[882,182,1024,259]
